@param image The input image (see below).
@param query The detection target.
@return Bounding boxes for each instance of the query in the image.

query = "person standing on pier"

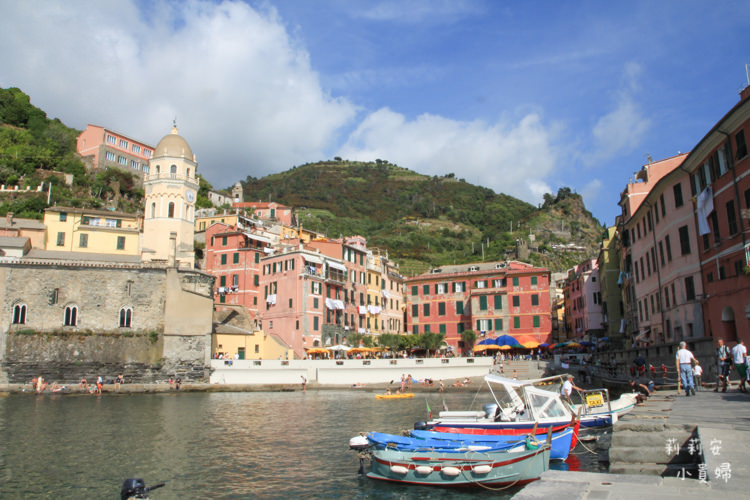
[676,342,696,396]
[715,339,731,393]
[731,339,747,393]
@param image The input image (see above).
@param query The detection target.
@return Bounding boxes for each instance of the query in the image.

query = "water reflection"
[0,390,604,499]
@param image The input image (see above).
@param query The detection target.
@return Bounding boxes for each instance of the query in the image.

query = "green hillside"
[239,161,604,275]
[0,87,144,217]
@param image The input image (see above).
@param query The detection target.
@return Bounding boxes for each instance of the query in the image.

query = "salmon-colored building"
[406,261,551,353]
[76,124,154,181]
[564,259,603,341]
[681,85,750,345]
[204,222,272,317]
[232,201,294,226]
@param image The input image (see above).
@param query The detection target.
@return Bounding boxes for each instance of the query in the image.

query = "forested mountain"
[239,161,604,275]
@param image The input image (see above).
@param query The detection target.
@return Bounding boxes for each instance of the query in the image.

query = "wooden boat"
[410,421,577,461]
[375,392,414,400]
[365,443,551,487]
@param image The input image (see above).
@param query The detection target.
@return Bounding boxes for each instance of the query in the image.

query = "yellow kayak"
[375,393,415,400]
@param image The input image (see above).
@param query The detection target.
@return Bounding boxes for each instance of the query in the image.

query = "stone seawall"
[2,332,177,384]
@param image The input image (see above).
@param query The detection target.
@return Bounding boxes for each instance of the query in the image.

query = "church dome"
[153,125,194,161]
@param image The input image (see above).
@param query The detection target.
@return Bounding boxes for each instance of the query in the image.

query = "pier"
[515,388,750,498]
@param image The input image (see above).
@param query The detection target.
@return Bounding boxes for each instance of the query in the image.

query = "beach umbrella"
[473,344,503,352]
[477,337,497,345]
[498,345,513,350]
[305,347,330,354]
[566,342,583,348]
[539,343,550,348]
[494,334,519,346]
[579,341,595,347]
[522,341,540,349]
[328,344,351,352]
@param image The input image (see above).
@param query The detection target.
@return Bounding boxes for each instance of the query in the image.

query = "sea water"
[0,389,607,499]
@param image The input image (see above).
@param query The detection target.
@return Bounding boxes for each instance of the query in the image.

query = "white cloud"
[338,108,557,204]
[356,0,482,23]
[0,0,356,188]
[583,62,650,165]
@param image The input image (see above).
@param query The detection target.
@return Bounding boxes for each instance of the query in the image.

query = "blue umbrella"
[539,343,550,348]
[494,334,519,346]
[580,341,595,347]
[477,337,497,345]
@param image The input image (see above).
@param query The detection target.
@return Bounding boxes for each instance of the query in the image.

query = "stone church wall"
[0,263,214,383]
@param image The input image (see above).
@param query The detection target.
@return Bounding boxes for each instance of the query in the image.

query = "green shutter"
[494,318,503,331]
[457,323,464,333]
[220,276,226,286]
[440,324,446,334]
[412,286,418,295]
[221,254,227,265]
[531,276,538,286]
[513,277,519,286]
[456,301,464,314]
[532,294,539,306]
[533,316,540,328]
[480,296,487,310]
[413,325,419,334]
[494,295,502,309]
[254,252,259,263]
[513,316,520,328]
[233,253,239,263]
[412,304,418,317]
[423,284,429,295]
[438,302,446,315]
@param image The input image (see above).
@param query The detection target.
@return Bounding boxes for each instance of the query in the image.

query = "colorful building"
[406,261,551,352]
[681,85,750,345]
[597,226,624,346]
[232,201,294,226]
[563,259,603,341]
[76,124,154,181]
[43,207,141,255]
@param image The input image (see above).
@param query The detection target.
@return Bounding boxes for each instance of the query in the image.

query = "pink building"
[232,201,294,226]
[564,259,603,340]
[204,222,271,318]
[76,125,154,181]
[618,154,690,347]
[621,155,704,347]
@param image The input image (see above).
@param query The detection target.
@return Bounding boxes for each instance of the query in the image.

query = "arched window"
[150,202,156,219]
[170,164,177,178]
[168,202,175,218]
[119,307,133,328]
[64,305,78,326]
[12,303,27,324]
[186,168,190,178]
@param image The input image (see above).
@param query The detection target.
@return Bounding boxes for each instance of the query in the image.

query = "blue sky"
[1,0,749,225]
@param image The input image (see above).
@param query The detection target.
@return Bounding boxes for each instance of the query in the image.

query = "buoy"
[415,465,433,475]
[390,465,409,475]
[473,465,492,474]
[442,466,461,476]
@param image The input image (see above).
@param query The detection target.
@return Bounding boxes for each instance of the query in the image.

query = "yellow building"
[195,212,239,232]
[213,306,290,360]
[43,207,141,254]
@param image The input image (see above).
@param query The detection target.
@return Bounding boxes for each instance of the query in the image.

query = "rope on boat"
[458,446,542,491]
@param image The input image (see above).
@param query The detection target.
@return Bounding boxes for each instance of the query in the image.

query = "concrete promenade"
[514,386,750,499]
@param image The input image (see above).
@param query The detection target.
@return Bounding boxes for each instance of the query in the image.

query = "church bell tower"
[142,124,198,268]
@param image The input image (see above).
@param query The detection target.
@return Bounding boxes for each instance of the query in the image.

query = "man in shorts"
[731,340,747,393]
[715,339,731,392]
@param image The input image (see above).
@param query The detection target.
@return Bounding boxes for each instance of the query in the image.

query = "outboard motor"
[413,421,429,430]
[483,403,499,419]
[121,478,165,500]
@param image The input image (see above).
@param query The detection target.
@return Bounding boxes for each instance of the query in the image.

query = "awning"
[243,231,273,244]
[327,261,347,272]
[303,254,323,265]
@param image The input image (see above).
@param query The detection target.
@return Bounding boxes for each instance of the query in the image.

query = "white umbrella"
[328,344,351,352]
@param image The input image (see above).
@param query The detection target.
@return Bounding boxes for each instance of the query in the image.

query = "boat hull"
[411,423,576,461]
[367,445,550,487]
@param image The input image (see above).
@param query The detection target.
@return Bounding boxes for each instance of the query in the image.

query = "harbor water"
[0,389,608,499]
